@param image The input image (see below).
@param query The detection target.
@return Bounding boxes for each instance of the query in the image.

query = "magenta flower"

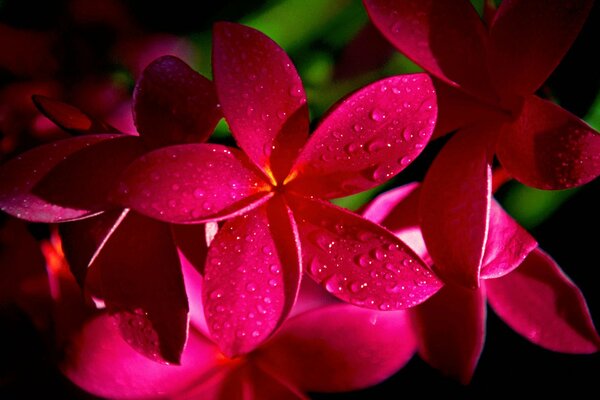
[364,183,600,383]
[0,55,221,363]
[364,0,600,288]
[115,22,442,357]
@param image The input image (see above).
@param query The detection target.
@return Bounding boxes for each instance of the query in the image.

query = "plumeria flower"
[0,55,221,363]
[115,22,442,357]
[364,0,600,288]
[363,183,600,383]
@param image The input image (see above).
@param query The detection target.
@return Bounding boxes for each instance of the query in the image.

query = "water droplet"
[262,246,272,255]
[353,124,363,132]
[246,283,257,292]
[372,248,386,261]
[246,106,254,116]
[379,303,391,311]
[202,202,212,211]
[209,290,223,299]
[252,330,260,338]
[257,304,267,315]
[289,86,303,97]
[367,139,386,153]
[248,73,257,81]
[355,254,372,267]
[384,263,397,273]
[399,156,411,166]
[277,110,287,120]
[193,188,204,199]
[349,281,362,293]
[372,164,394,182]
[268,279,278,287]
[168,200,177,208]
[263,297,272,304]
[369,109,386,122]
[151,172,160,181]
[325,275,344,293]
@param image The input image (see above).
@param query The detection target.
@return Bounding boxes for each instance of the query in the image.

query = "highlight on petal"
[89,210,189,364]
[133,55,221,149]
[496,95,600,190]
[62,314,220,399]
[288,74,436,198]
[289,195,441,310]
[0,135,120,222]
[363,0,495,101]
[114,144,272,223]
[412,284,486,384]
[485,248,600,353]
[489,0,594,97]
[420,126,494,288]
[256,304,416,392]
[213,22,309,181]
[479,200,537,279]
[203,198,302,357]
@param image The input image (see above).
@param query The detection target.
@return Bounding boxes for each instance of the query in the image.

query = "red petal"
[0,135,120,222]
[288,74,436,198]
[32,95,120,135]
[420,127,494,288]
[363,0,495,101]
[489,0,594,97]
[213,22,309,181]
[62,315,220,399]
[203,198,302,357]
[256,304,416,392]
[90,210,189,364]
[289,195,441,310]
[361,182,421,232]
[133,56,221,149]
[115,144,272,223]
[0,24,57,77]
[486,248,600,353]
[412,284,486,384]
[480,200,537,279]
[496,95,600,189]
[172,223,210,276]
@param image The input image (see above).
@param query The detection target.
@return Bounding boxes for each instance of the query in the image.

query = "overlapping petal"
[288,74,436,198]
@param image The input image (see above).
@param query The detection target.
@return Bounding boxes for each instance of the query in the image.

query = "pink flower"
[114,22,442,357]
[364,0,600,288]
[364,183,600,383]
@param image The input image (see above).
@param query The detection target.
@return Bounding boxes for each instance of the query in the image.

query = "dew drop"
[262,246,273,255]
[399,156,412,166]
[246,283,257,292]
[251,330,260,338]
[369,109,386,122]
[353,124,363,132]
[325,275,344,293]
[367,139,386,153]
[263,297,272,304]
[171,183,180,191]
[209,290,223,300]
[193,188,204,199]
[268,279,278,287]
[355,254,372,268]
[289,86,303,97]
[168,200,177,208]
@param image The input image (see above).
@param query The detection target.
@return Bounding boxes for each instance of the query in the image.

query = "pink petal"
[203,197,302,357]
[288,74,436,198]
[420,126,494,288]
[480,200,537,279]
[412,284,486,384]
[245,366,307,400]
[363,0,495,101]
[289,195,441,310]
[133,55,221,149]
[361,182,421,231]
[489,0,594,97]
[256,304,416,392]
[485,248,600,353]
[114,144,272,223]
[212,22,309,182]
[0,135,120,222]
[90,210,189,364]
[172,223,210,276]
[62,315,220,399]
[496,95,600,190]
[32,95,119,135]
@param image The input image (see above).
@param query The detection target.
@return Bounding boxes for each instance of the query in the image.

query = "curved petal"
[496,95,600,190]
[363,0,495,101]
[62,315,220,399]
[133,55,221,149]
[0,135,120,222]
[288,74,436,198]
[90,210,189,364]
[289,195,441,310]
[203,197,302,357]
[412,284,486,384]
[361,182,421,231]
[256,304,416,392]
[480,200,537,279]
[213,22,309,181]
[486,248,600,353]
[420,126,494,288]
[172,223,210,276]
[489,0,594,97]
[114,144,272,223]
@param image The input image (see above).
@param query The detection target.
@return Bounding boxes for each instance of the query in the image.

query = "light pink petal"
[32,95,119,135]
[420,126,494,288]
[133,55,221,149]
[486,248,600,353]
[213,22,309,181]
[289,195,441,310]
[0,135,120,222]
[496,95,600,190]
[90,210,189,364]
[256,304,416,392]
[203,197,302,357]
[114,144,272,223]
[489,0,594,97]
[288,74,436,198]
[412,284,486,384]
[480,200,537,279]
[62,315,221,399]
[363,0,495,101]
